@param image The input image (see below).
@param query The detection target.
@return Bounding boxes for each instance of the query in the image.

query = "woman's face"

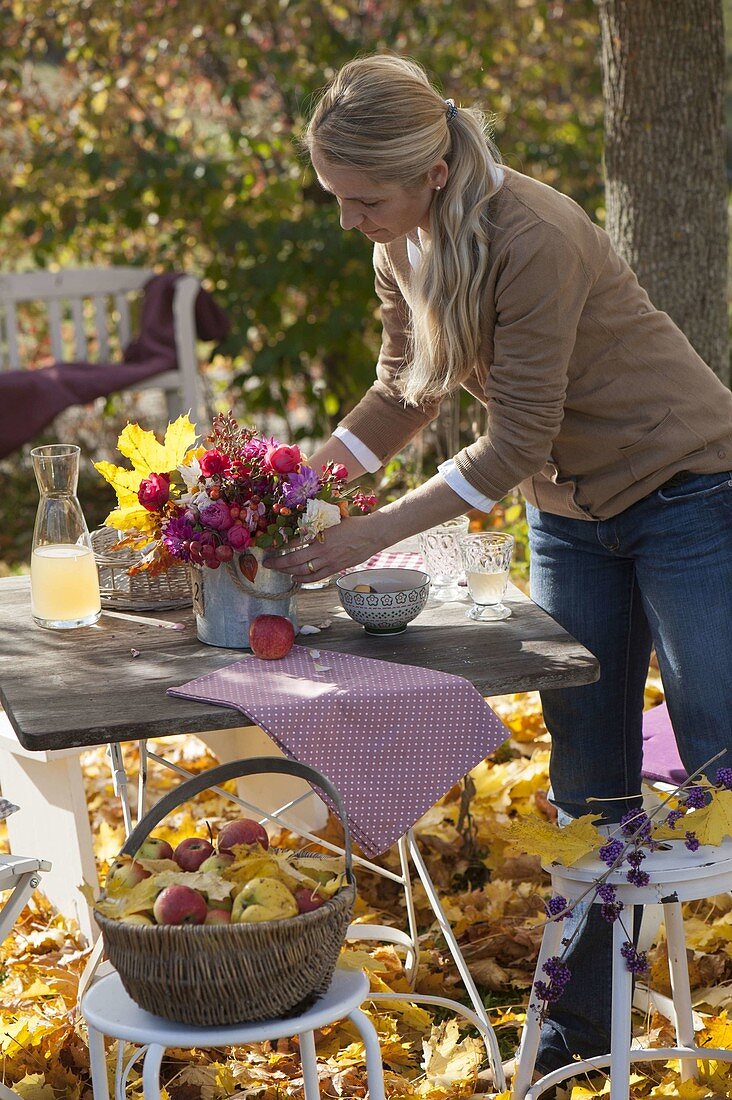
[311,150,446,242]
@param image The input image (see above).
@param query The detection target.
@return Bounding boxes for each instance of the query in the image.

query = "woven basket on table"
[91,526,192,611]
[94,757,357,1027]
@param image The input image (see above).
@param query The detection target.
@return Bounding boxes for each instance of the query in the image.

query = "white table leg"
[406,830,506,1090]
[298,1030,321,1098]
[87,1025,110,1100]
[664,900,696,1081]
[610,909,632,1100]
[197,726,328,833]
[0,741,97,940]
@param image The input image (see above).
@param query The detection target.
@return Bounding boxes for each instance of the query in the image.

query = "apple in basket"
[249,614,295,660]
[231,877,298,923]
[199,851,235,874]
[106,856,151,893]
[294,886,327,914]
[153,884,208,926]
[217,817,269,852]
[173,836,215,871]
[204,907,232,925]
[135,836,174,862]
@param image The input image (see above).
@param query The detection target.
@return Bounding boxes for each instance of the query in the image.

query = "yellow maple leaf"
[682,789,732,846]
[103,502,158,535]
[500,813,604,866]
[10,1074,56,1100]
[421,1019,483,1088]
[93,461,142,505]
[117,414,197,476]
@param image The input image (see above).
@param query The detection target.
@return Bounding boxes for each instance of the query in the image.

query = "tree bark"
[598,0,728,384]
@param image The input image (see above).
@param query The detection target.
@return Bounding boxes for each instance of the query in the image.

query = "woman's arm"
[265,473,469,582]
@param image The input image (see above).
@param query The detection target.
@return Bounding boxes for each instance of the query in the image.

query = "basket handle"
[120,756,354,881]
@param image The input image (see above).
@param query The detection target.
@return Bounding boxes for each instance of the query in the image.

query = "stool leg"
[663,900,696,1082]
[610,907,633,1100]
[298,1030,321,1098]
[141,1044,164,1100]
[87,1025,110,1100]
[513,914,566,1099]
[348,1007,386,1100]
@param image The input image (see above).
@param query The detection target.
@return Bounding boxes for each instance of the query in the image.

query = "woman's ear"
[427,159,449,190]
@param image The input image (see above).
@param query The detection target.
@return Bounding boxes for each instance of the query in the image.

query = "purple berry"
[714,766,732,790]
[545,895,568,918]
[684,831,701,852]
[599,838,624,866]
[683,786,710,810]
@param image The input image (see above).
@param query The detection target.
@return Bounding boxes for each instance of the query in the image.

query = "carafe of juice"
[30,444,101,629]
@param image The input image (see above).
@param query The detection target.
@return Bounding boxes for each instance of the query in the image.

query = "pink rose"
[137,472,171,511]
[263,443,301,475]
[199,448,231,478]
[199,499,233,530]
[331,463,349,481]
[227,524,252,552]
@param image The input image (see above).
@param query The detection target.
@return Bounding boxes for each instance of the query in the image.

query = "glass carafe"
[30,444,101,629]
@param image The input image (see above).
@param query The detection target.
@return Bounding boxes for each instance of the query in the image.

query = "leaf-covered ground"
[1,679,730,1100]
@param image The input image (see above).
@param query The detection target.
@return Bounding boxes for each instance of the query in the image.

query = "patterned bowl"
[336,568,430,635]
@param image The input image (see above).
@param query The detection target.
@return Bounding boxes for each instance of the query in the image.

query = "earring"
[435,185,441,191]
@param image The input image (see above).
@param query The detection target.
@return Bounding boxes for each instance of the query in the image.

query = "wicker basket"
[94,757,357,1027]
[91,526,192,611]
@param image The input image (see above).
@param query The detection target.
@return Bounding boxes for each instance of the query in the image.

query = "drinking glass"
[417,516,470,599]
[30,444,102,629]
[458,532,514,622]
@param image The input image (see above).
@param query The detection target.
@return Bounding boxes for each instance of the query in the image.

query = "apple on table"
[249,614,295,660]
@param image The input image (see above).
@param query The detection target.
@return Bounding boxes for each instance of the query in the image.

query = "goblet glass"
[458,532,515,622]
[416,516,470,600]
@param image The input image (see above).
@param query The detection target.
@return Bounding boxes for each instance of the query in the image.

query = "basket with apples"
[93,757,356,1026]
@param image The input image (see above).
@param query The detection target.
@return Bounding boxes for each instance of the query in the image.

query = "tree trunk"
[598,0,728,385]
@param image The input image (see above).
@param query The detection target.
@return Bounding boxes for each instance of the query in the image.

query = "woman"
[266,54,732,1073]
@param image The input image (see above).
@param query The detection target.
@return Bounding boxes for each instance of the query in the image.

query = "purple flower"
[199,499,233,531]
[620,941,649,975]
[162,515,196,561]
[545,895,568,918]
[599,838,624,867]
[715,766,732,790]
[685,831,700,852]
[281,466,321,507]
[682,786,710,810]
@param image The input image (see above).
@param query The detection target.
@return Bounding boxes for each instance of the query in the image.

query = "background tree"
[1,0,604,440]
[598,0,728,385]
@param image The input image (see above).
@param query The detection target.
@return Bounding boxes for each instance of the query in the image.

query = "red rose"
[263,444,301,475]
[199,448,231,478]
[227,524,252,552]
[137,472,171,511]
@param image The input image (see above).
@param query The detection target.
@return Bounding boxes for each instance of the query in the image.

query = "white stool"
[514,837,732,1100]
[81,968,385,1100]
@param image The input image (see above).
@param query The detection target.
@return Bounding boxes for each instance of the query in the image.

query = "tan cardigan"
[339,167,732,520]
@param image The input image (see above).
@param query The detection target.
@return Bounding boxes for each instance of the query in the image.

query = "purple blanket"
[0,273,229,459]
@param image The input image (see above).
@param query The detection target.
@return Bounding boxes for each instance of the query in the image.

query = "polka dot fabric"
[168,645,508,856]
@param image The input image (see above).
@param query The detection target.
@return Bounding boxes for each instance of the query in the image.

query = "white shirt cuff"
[438,459,497,513]
[333,427,382,474]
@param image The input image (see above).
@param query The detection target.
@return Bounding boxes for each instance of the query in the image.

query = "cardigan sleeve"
[451,221,593,501]
[337,244,442,462]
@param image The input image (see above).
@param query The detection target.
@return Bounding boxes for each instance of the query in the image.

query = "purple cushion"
[642,702,687,784]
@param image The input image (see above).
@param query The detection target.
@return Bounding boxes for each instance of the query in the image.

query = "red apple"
[199,851,235,874]
[249,614,295,660]
[153,884,208,925]
[135,836,174,862]
[218,817,270,853]
[173,836,215,871]
[204,907,232,925]
[294,886,327,914]
[106,856,151,893]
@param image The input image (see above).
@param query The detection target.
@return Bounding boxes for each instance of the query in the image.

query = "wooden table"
[0,575,598,935]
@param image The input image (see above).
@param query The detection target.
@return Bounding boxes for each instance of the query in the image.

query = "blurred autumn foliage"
[1,0,604,441]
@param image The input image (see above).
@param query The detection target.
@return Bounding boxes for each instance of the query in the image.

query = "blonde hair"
[305,54,503,406]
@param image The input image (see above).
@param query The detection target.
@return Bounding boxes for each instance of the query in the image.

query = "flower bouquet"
[96,412,375,646]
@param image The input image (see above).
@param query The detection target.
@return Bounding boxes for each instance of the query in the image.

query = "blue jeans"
[526,469,732,1071]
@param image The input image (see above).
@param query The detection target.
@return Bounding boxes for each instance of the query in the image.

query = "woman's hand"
[263,515,387,583]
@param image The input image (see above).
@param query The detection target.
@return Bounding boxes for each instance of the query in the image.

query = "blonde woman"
[267,54,732,1074]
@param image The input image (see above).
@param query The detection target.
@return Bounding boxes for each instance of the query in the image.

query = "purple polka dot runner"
[168,645,509,856]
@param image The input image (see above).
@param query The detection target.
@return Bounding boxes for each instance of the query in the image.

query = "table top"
[0,575,598,752]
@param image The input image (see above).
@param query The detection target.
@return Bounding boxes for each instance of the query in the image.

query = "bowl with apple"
[93,757,356,1027]
[336,567,430,634]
